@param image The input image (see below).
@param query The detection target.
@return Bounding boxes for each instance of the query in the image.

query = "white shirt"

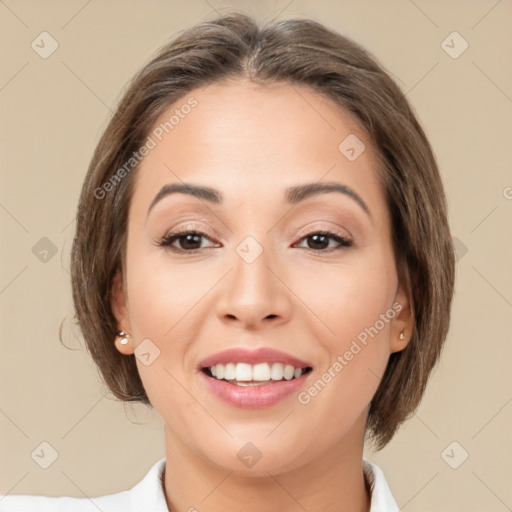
[0,458,399,511]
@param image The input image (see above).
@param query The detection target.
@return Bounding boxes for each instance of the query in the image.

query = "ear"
[389,277,415,354]
[111,270,135,355]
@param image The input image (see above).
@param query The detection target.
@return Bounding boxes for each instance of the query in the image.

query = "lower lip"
[198,369,311,409]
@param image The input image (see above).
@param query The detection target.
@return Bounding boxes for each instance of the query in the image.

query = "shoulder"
[0,458,168,512]
[363,458,400,512]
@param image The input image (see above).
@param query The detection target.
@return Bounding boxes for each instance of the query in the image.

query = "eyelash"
[155,228,353,254]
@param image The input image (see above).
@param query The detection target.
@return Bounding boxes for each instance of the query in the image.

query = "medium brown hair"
[70,12,455,450]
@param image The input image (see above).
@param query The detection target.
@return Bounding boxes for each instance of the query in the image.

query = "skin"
[111,79,413,512]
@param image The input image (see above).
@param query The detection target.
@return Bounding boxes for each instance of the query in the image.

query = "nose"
[216,243,292,330]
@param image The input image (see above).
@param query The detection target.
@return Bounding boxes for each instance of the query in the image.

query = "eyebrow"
[147,181,371,217]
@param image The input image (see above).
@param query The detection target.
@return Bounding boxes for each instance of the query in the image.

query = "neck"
[162,417,371,512]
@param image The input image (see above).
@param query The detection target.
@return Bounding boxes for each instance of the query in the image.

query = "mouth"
[197,347,314,408]
[201,362,313,387]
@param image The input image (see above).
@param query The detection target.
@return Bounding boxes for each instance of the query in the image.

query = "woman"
[0,12,455,512]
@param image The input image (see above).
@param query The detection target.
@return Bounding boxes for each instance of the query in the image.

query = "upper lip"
[198,347,312,369]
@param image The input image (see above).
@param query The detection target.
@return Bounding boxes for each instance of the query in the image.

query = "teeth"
[270,362,284,380]
[208,362,307,383]
[283,365,295,380]
[235,363,253,381]
[225,362,236,380]
[215,364,224,379]
[253,362,270,381]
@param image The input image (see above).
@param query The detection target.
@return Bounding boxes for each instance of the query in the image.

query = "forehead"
[131,79,386,216]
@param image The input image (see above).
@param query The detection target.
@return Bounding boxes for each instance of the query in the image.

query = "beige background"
[1,1,511,510]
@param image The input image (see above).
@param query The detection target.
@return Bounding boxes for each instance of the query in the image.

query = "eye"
[155,229,353,254]
[294,231,352,252]
[156,230,219,253]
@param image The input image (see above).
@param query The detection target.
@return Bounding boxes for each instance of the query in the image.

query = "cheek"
[126,249,214,337]
[123,248,218,402]
[293,256,394,411]
[293,255,395,346]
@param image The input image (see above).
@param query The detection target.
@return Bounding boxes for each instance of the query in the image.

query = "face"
[112,79,412,475]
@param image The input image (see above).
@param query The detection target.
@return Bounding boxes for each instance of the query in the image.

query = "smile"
[199,364,314,408]
[203,362,312,386]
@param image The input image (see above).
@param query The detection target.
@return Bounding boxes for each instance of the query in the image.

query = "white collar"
[363,459,400,511]
[132,458,399,512]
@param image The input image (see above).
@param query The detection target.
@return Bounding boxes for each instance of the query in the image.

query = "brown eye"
[173,233,203,251]
[157,231,218,253]
[296,231,352,252]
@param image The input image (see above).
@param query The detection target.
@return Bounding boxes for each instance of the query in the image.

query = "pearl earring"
[118,331,131,345]
[399,331,405,340]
